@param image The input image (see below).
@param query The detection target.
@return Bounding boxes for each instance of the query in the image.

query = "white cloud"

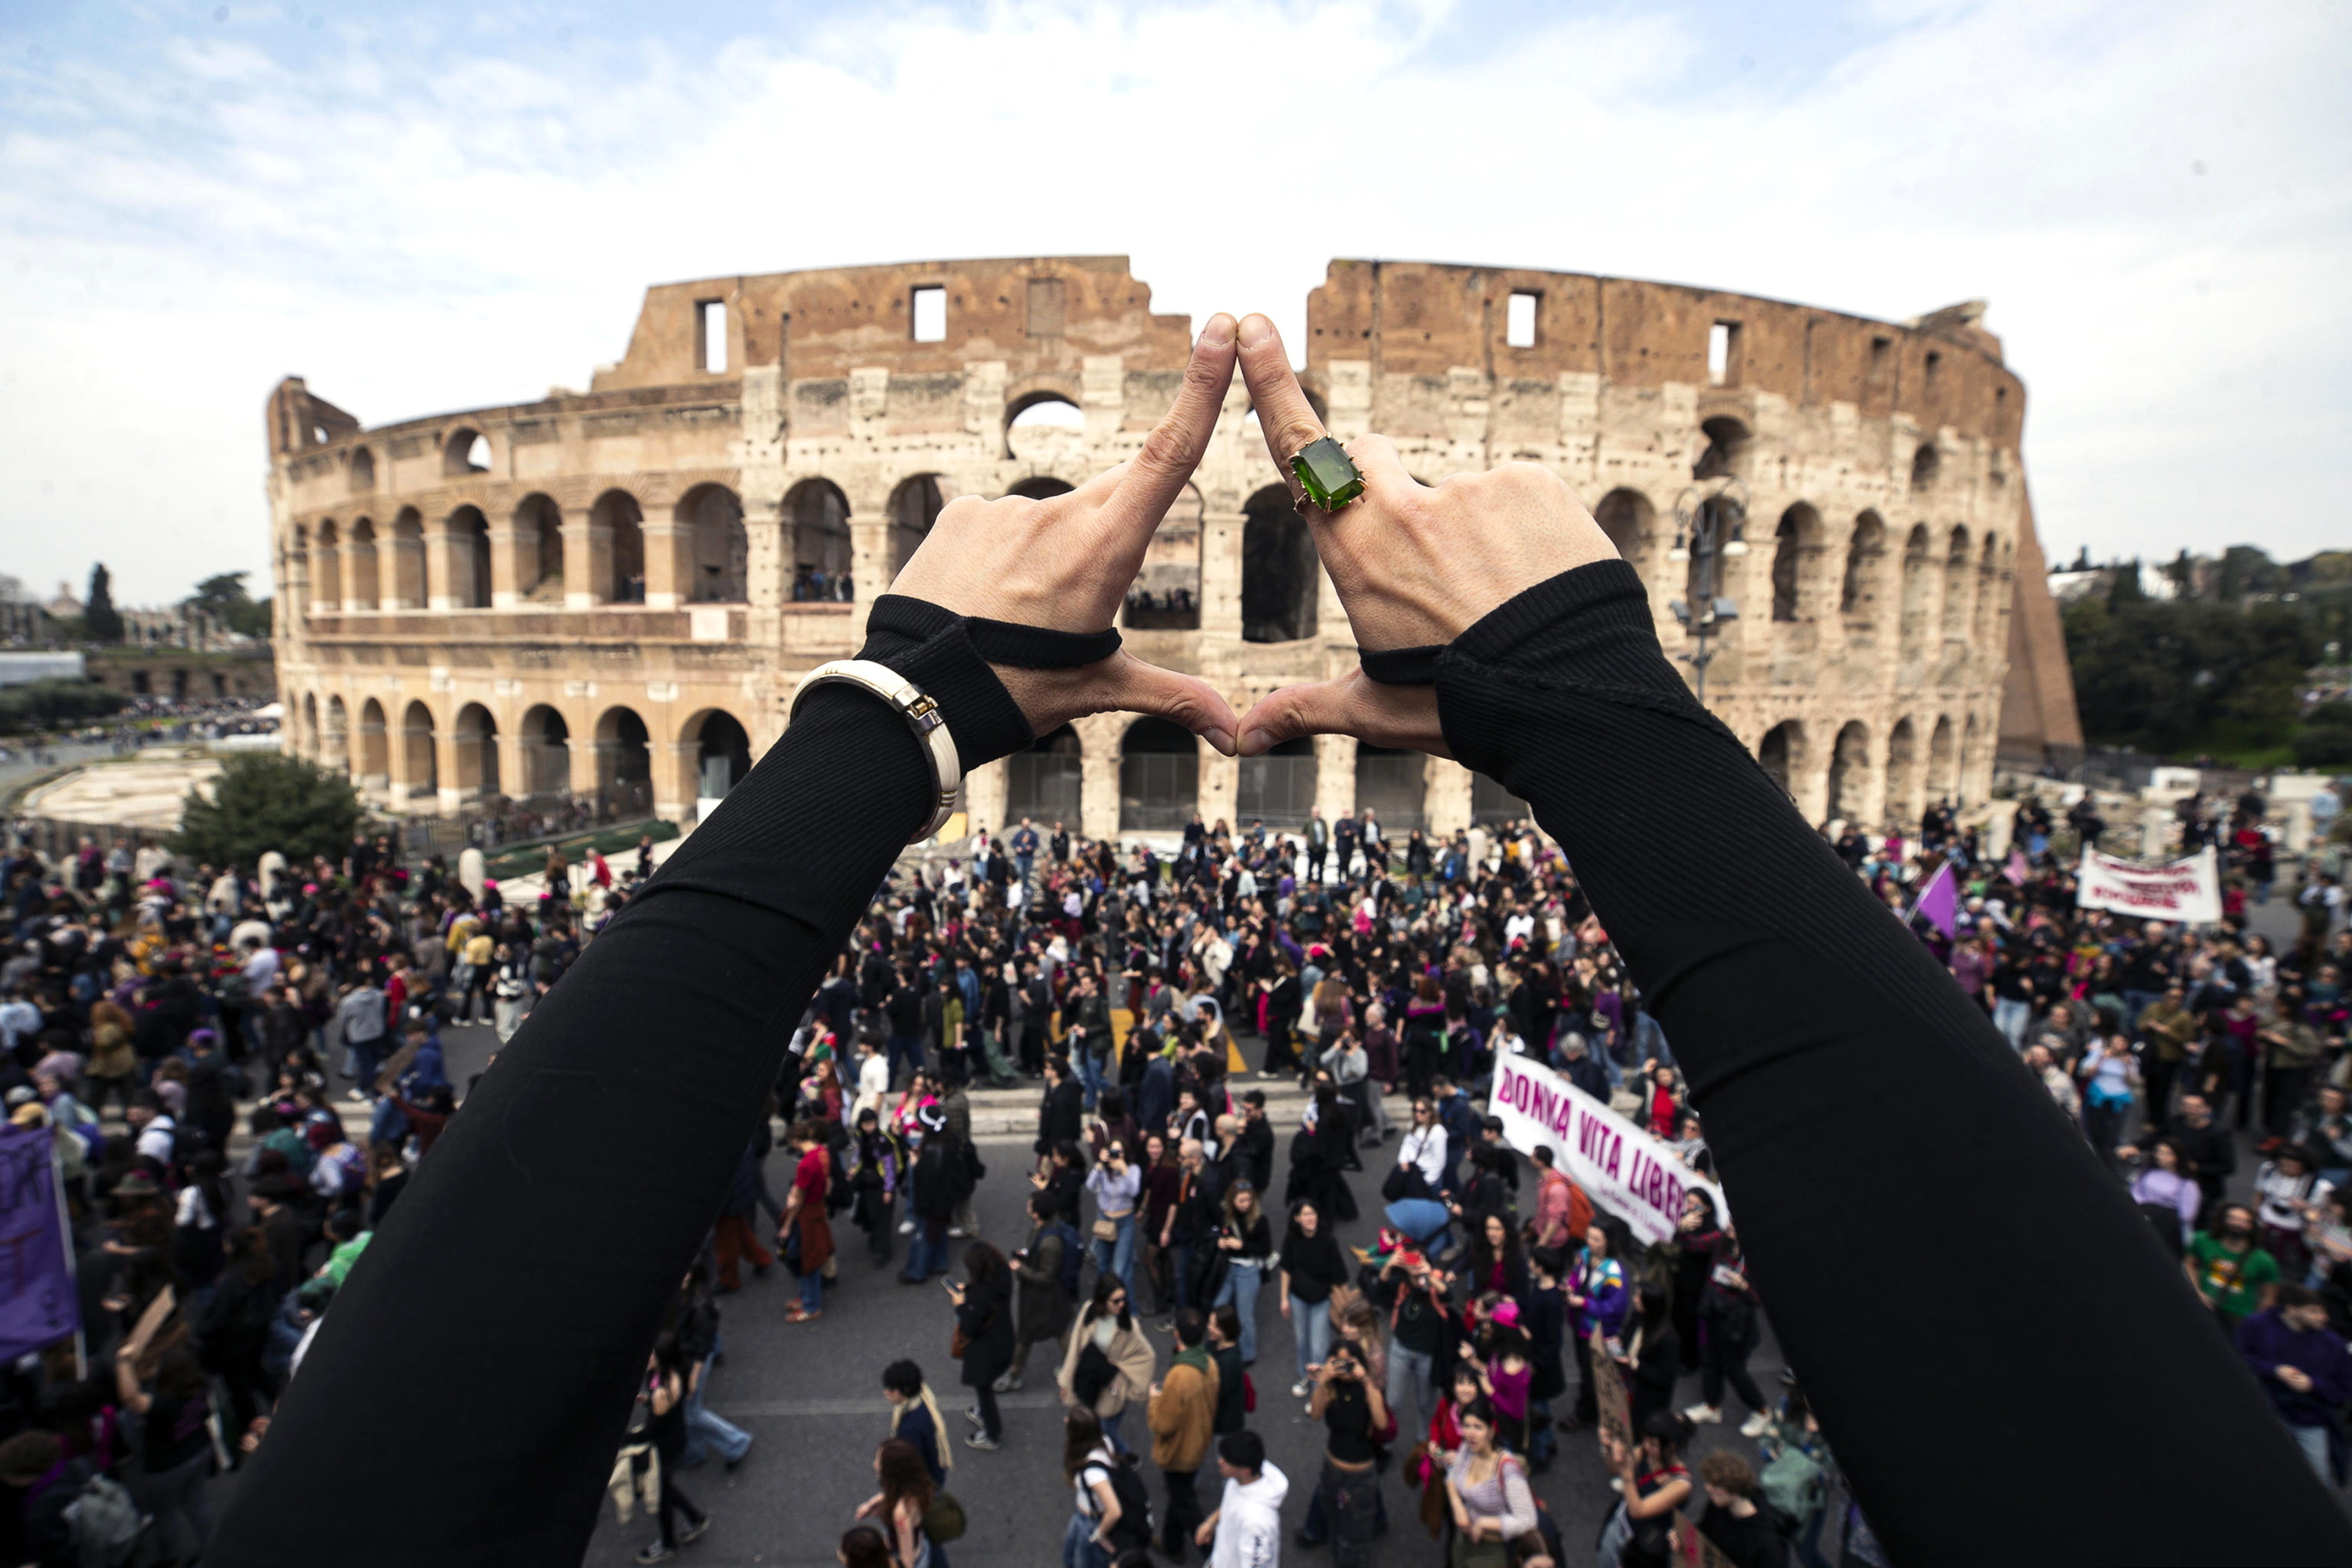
[0,0,2344,604]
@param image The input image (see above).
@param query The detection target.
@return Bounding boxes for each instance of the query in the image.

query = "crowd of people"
[0,757,2343,1566]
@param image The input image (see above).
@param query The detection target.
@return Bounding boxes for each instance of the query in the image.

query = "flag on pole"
[1911,859,1959,938]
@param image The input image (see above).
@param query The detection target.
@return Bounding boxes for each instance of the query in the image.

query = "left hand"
[889,314,1243,750]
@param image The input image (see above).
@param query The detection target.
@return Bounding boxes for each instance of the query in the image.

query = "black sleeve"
[212,611,1037,1566]
[1433,561,2351,1566]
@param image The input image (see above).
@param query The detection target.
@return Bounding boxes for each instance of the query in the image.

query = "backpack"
[1044,1221,1086,1298]
[64,1472,145,1567]
[1759,1443,1827,1531]
[1083,1453,1153,1550]
[922,1491,967,1543]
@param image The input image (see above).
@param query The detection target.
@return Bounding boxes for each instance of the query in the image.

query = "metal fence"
[1237,755,1317,828]
[1472,771,1532,827]
[1005,752,1083,826]
[1355,751,1427,833]
[1119,753,1198,831]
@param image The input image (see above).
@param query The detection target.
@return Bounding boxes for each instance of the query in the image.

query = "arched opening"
[788,480,852,601]
[1942,527,1972,644]
[1899,524,1933,655]
[1007,476,1076,500]
[445,427,491,477]
[680,485,747,603]
[1005,391,1085,462]
[387,508,425,609]
[515,495,564,601]
[1757,721,1802,800]
[1692,416,1751,481]
[1006,724,1083,825]
[1769,505,1820,623]
[520,706,571,798]
[1885,718,1919,830]
[1911,441,1940,490]
[1119,717,1198,831]
[1826,720,1871,824]
[300,691,319,760]
[448,506,493,608]
[1841,512,1886,628]
[1959,713,1983,802]
[1686,492,1748,605]
[312,521,341,615]
[1242,485,1317,644]
[1973,534,2001,643]
[323,695,347,770]
[349,447,376,495]
[597,706,652,815]
[690,710,753,812]
[356,698,389,786]
[1593,489,1653,586]
[1927,716,1956,805]
[454,704,499,798]
[1126,483,1202,630]
[1356,744,1425,832]
[594,491,646,604]
[400,701,437,800]
[1237,735,1316,828]
[346,517,380,609]
[889,475,946,579]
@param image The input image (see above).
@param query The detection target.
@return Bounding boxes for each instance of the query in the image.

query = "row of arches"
[1752,710,1988,829]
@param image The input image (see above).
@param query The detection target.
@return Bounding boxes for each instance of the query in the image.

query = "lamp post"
[1668,479,1751,706]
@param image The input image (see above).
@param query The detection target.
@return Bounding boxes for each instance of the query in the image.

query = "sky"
[1,0,2346,607]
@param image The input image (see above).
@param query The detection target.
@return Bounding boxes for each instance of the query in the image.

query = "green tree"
[2296,702,2352,768]
[83,564,122,643]
[2063,595,2321,756]
[171,753,364,869]
[0,680,129,735]
[183,572,274,638]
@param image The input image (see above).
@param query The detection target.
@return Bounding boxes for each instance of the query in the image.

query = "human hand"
[888,315,1243,750]
[1226,314,1616,757]
[1195,1521,1215,1548]
[2278,1364,2314,1392]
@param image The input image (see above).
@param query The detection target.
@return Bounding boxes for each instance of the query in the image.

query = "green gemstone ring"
[1290,437,1366,513]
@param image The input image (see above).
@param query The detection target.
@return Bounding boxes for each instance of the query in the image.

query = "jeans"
[1992,997,2031,1051]
[1631,1009,1672,1069]
[1076,1047,1108,1112]
[1062,1509,1111,1568]
[1091,1213,1138,1294]
[2287,1417,2331,1485]
[681,1370,753,1468]
[1290,1294,1332,1385]
[902,1218,949,1281]
[1388,1343,1436,1431]
[1595,1501,1632,1568]
[888,1031,927,1087]
[1211,1260,1264,1364]
[1016,852,1035,886]
[2121,989,2159,1030]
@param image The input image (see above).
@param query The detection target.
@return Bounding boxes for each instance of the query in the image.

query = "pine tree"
[83,563,123,643]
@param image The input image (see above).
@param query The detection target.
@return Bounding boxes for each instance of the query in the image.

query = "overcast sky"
[2,0,2344,607]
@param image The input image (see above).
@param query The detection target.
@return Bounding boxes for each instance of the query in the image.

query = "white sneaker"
[1290,1380,1312,1399]
[1740,1410,1772,1439]
[946,1226,968,1239]
[898,1220,916,1236]
[1682,1403,1722,1425]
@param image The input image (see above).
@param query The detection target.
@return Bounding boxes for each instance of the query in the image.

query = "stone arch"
[1757,720,1804,800]
[1973,533,2001,643]
[1693,416,1751,481]
[1841,511,1886,631]
[1593,489,1653,586]
[1238,735,1316,828]
[356,697,390,786]
[519,705,571,797]
[686,707,753,803]
[787,479,852,597]
[593,490,645,604]
[312,519,341,613]
[299,691,319,760]
[448,505,493,608]
[888,474,946,578]
[454,702,499,798]
[1127,482,1202,630]
[387,507,426,609]
[515,494,564,600]
[1943,526,1973,644]
[348,446,376,495]
[400,700,438,800]
[345,517,380,609]
[1899,524,1934,655]
[1911,441,1940,490]
[1356,744,1426,832]
[596,705,652,813]
[445,426,491,477]
[1826,720,1871,825]
[1885,718,1920,831]
[1927,715,1957,804]
[1119,717,1198,831]
[1959,712,1984,804]
[1007,724,1083,825]
[1242,485,1317,644]
[677,484,747,603]
[325,695,351,772]
[1005,390,1085,462]
[1770,503,1822,623]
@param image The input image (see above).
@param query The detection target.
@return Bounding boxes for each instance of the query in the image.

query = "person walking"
[2236,1283,2352,1486]
[1442,1396,1537,1566]
[1276,1197,1350,1399]
[1004,1191,1082,1391]
[901,1106,957,1284]
[1147,1307,1221,1563]
[633,1336,710,1563]
[1684,1225,1771,1439]
[778,1118,835,1323]
[1087,1133,1143,1294]
[1197,1430,1287,1568]
[1058,1276,1156,1455]
[1207,1179,1273,1367]
[947,1243,1015,1451]
[881,1359,953,1487]
[1061,1408,1131,1568]
[1295,1338,1388,1561]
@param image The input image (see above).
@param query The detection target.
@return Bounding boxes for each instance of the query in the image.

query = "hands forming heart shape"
[885,311,1620,764]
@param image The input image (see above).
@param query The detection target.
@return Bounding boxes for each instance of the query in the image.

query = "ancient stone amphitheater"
[264,256,2081,840]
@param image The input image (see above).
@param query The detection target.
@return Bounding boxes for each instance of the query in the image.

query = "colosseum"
[263,256,2082,843]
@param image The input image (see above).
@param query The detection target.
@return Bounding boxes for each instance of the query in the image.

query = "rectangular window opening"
[1505,292,1539,349]
[696,299,727,373]
[1027,278,1065,339]
[1708,321,1740,386]
[1869,336,1892,376]
[911,285,947,343]
[1924,349,1943,383]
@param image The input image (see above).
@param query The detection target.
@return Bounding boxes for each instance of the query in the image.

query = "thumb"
[1094,653,1240,754]
[1236,672,1448,759]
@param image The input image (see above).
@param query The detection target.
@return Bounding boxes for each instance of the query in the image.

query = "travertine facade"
[265,257,2081,839]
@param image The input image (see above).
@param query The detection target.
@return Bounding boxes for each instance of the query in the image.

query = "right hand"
[1227,314,1617,758]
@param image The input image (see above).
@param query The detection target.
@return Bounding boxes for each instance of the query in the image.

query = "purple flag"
[1911,860,1959,938]
[2005,848,2031,887]
[0,1127,77,1363]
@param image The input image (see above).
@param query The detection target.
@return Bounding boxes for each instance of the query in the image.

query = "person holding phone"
[1087,1135,1142,1294]
[946,1243,1014,1450]
[1296,1341,1389,1554]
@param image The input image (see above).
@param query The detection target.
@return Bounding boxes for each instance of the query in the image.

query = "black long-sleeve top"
[213,565,2352,1566]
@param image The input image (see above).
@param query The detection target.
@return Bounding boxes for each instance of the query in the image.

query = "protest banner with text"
[1488,1053,1727,1246]
[2075,846,2222,925]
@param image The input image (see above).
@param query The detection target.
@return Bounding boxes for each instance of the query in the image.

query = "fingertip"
[1199,314,1236,350]
[1239,728,1276,757]
[1202,727,1235,757]
[1237,314,1277,351]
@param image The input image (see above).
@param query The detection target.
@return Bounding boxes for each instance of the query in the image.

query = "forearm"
[1435,561,2349,1564]
[213,688,931,1564]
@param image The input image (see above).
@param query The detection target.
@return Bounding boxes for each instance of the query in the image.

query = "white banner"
[1486,1054,1727,1247]
[2075,846,2222,925]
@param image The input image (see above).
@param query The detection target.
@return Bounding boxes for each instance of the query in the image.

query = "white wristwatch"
[788,659,962,843]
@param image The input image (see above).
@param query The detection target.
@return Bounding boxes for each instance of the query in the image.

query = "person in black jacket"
[899,1106,956,1285]
[1036,1056,1084,1171]
[946,1243,1015,1449]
